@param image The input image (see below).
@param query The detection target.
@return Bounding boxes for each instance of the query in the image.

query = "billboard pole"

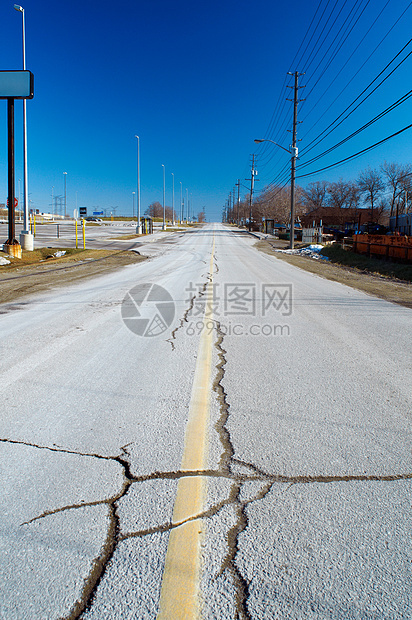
[5,97,21,257]
[0,70,34,258]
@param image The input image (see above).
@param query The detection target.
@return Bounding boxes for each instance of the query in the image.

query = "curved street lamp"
[254,138,298,249]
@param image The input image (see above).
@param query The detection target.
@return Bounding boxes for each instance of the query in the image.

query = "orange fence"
[353,234,412,262]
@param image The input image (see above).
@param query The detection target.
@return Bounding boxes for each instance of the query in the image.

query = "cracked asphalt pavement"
[0,223,411,619]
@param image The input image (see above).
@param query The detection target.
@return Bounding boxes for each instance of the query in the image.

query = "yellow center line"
[157,237,215,620]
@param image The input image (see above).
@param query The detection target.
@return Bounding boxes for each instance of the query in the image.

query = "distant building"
[301,206,389,231]
[389,213,412,235]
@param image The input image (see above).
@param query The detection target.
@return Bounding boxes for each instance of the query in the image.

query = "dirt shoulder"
[256,239,412,309]
[0,248,146,305]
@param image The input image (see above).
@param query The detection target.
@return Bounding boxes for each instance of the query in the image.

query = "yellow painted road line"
[157,239,215,620]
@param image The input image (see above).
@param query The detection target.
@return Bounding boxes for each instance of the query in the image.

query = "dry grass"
[256,239,412,309]
[0,247,145,304]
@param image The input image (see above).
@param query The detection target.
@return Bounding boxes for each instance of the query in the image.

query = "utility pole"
[235,179,240,226]
[233,185,236,224]
[287,71,304,249]
[246,155,258,232]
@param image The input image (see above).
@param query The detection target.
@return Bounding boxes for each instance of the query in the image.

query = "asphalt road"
[0,223,411,619]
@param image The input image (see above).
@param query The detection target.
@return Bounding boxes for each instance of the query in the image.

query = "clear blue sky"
[1,0,412,221]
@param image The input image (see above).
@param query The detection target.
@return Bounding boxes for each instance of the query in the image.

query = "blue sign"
[0,71,34,99]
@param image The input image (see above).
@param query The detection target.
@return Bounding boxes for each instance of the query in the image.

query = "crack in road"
[3,252,411,619]
[166,270,212,351]
[0,437,132,619]
[166,292,197,351]
[2,435,410,619]
[212,319,251,619]
[0,437,116,462]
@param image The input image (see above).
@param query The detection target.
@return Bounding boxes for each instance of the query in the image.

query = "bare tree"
[145,203,174,220]
[328,178,359,209]
[380,161,412,216]
[251,184,306,227]
[254,186,291,223]
[301,180,329,211]
[357,167,385,222]
[346,181,361,209]
[144,201,162,218]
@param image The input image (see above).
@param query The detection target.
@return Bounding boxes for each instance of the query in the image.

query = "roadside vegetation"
[256,238,411,309]
[0,247,121,270]
[320,244,412,282]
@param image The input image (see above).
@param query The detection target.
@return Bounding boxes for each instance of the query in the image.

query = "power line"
[243,1,412,203]
[300,0,393,129]
[300,38,412,158]
[296,123,412,179]
[301,0,370,105]
[261,0,411,183]
[298,88,412,170]
[261,1,328,150]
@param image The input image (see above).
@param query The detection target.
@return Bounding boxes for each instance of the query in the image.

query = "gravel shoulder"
[256,239,412,309]
[0,249,146,305]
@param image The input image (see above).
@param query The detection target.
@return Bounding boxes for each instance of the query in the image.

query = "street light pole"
[162,164,166,230]
[63,172,67,217]
[135,135,142,234]
[132,191,135,219]
[171,172,175,225]
[14,4,33,250]
[180,181,183,223]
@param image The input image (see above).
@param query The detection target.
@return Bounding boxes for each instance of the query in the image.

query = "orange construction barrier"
[353,234,412,262]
